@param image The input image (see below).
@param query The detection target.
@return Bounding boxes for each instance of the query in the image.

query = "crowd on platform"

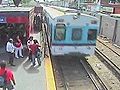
[6,35,23,66]
[0,35,43,90]
[5,35,43,67]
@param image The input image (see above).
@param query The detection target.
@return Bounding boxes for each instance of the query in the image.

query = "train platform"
[0,32,56,90]
[30,31,56,90]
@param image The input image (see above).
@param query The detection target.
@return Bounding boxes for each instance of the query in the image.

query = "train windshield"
[54,24,66,40]
[72,28,82,40]
[88,29,97,40]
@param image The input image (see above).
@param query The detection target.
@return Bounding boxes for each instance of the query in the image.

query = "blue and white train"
[43,5,99,56]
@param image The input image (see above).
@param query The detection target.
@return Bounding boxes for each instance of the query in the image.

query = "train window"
[88,29,97,40]
[54,24,66,40]
[72,28,82,40]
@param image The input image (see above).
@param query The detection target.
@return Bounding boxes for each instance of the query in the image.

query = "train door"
[49,23,53,46]
[45,22,52,46]
[70,28,82,52]
[52,24,66,55]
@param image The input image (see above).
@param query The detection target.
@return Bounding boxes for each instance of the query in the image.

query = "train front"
[50,13,99,56]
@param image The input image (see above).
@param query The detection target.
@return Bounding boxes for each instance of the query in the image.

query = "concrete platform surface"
[0,32,47,90]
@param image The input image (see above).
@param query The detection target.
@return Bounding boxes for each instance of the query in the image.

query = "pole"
[78,0,80,9]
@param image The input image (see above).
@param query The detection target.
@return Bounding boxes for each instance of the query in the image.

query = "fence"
[98,14,120,46]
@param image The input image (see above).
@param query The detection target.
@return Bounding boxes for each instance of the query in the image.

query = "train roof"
[44,6,65,18]
[44,5,98,20]
[0,7,34,12]
[50,6,78,13]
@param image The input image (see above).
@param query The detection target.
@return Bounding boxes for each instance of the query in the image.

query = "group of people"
[0,36,42,90]
[6,35,23,66]
[27,36,41,66]
[5,35,42,67]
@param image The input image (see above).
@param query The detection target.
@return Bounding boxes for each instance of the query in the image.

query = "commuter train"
[43,5,99,56]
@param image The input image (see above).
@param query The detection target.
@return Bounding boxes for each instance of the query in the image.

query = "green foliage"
[118,0,120,2]
[110,0,116,1]
[22,0,36,6]
[22,0,31,4]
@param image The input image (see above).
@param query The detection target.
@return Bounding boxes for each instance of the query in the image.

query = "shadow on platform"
[22,59,40,73]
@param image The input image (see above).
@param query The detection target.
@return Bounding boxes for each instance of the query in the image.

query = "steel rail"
[97,39,120,57]
[80,59,108,90]
[95,48,120,81]
[57,60,70,90]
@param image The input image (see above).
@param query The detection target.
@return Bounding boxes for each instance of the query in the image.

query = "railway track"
[52,56,108,90]
[84,39,120,90]
[96,39,120,80]
[81,59,108,90]
[97,39,120,57]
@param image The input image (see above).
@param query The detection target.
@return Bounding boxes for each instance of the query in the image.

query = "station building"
[0,7,34,47]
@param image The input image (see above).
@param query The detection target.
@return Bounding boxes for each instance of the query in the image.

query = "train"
[43,5,99,56]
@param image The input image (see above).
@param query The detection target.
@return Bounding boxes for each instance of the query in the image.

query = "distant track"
[96,39,120,80]
[80,59,108,90]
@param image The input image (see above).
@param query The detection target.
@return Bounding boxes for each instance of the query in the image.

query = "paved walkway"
[0,32,47,90]
[0,46,6,54]
[14,57,46,90]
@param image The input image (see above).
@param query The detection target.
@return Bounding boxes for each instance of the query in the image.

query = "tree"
[118,0,120,2]
[13,0,21,7]
[22,0,31,4]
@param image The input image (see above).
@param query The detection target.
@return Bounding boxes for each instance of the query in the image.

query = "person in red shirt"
[14,35,23,59]
[0,60,16,90]
[29,39,41,66]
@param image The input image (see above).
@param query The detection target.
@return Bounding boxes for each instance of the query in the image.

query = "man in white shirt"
[6,38,15,66]
[27,36,34,47]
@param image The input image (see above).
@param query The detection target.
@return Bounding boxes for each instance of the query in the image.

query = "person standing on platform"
[0,60,16,90]
[44,41,49,58]
[14,35,23,59]
[27,36,34,47]
[27,36,34,61]
[6,38,15,66]
[29,40,41,66]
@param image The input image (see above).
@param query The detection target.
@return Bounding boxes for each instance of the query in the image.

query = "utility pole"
[78,0,80,9]
[78,0,81,10]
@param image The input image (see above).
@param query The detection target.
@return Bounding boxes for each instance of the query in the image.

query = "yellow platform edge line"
[45,57,56,90]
